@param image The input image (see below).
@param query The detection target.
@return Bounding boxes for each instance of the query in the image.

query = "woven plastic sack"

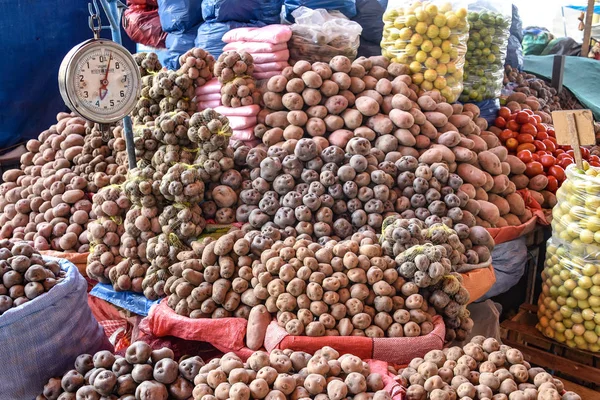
[265,315,445,365]
[123,4,167,48]
[288,7,362,63]
[195,21,265,60]
[522,26,553,56]
[140,299,255,358]
[157,0,203,33]
[537,164,600,352]
[161,26,198,69]
[468,98,500,125]
[505,3,523,69]
[477,237,527,301]
[460,1,510,102]
[40,250,89,276]
[381,0,469,103]
[0,257,111,399]
[202,0,283,25]
[284,0,357,22]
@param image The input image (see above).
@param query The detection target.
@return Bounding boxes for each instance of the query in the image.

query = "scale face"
[58,39,141,124]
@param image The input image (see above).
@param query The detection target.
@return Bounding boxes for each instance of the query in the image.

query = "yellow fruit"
[441,40,452,52]
[420,80,433,91]
[406,15,418,27]
[433,76,446,89]
[431,47,443,59]
[455,8,467,19]
[432,37,442,47]
[411,33,424,46]
[581,229,595,244]
[449,48,459,59]
[415,22,428,35]
[436,63,448,76]
[421,40,434,52]
[425,4,438,16]
[573,287,589,300]
[580,276,593,290]
[397,53,409,64]
[415,51,428,63]
[449,34,459,45]
[446,15,459,28]
[446,62,457,74]
[438,53,450,64]
[415,9,428,22]
[439,26,451,39]
[434,14,446,27]
[409,61,422,73]
[405,44,418,56]
[427,25,440,39]
[412,72,424,85]
[399,28,413,40]
[440,87,453,101]
[424,69,438,82]
[424,57,438,69]
[394,17,406,30]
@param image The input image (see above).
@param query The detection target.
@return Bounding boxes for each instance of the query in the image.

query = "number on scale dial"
[74,47,134,116]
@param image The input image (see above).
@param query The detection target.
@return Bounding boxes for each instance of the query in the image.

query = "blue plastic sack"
[201,0,282,25]
[284,0,357,22]
[161,25,199,69]
[158,0,203,33]
[0,256,111,399]
[90,283,160,316]
[194,20,265,59]
[469,98,500,126]
[479,237,528,301]
[352,0,384,44]
[506,4,524,69]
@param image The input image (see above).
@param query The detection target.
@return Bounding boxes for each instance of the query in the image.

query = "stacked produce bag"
[460,3,510,103]
[157,0,203,69]
[538,164,600,352]
[223,25,293,81]
[196,78,223,110]
[381,1,469,103]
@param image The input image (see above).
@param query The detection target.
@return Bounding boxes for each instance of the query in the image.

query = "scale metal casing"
[58,38,141,124]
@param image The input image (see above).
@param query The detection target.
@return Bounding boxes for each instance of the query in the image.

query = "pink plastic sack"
[215,105,260,117]
[223,41,288,53]
[223,25,293,44]
[228,115,257,130]
[254,61,289,72]
[231,128,255,141]
[254,70,284,80]
[264,315,445,366]
[196,92,222,101]
[195,78,221,96]
[140,299,255,359]
[251,50,290,64]
[197,100,222,110]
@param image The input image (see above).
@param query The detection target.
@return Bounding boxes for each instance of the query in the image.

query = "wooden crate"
[501,304,600,398]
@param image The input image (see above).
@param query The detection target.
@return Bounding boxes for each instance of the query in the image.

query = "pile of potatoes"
[154,111,193,147]
[0,241,65,314]
[152,144,197,174]
[72,124,127,193]
[158,204,206,241]
[179,47,215,88]
[256,55,529,229]
[192,347,392,400]
[159,164,205,204]
[123,166,165,209]
[398,336,582,400]
[38,341,204,400]
[134,51,162,77]
[215,51,260,107]
[108,257,150,293]
[0,114,94,252]
[121,206,162,262]
[125,124,160,167]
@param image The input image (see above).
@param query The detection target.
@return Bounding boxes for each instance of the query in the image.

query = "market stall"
[1,0,599,399]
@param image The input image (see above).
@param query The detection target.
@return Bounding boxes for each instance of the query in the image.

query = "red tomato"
[567,149,575,158]
[549,165,566,181]
[581,147,591,159]
[517,150,533,163]
[554,148,564,155]
[591,161,600,167]
[548,136,558,144]
[528,117,538,125]
[543,139,556,153]
[590,155,600,163]
[557,153,572,161]
[500,130,514,142]
[536,132,549,141]
[517,134,535,144]
[507,120,521,132]
[534,140,546,151]
[532,153,540,162]
[532,115,542,123]
[540,154,556,168]
[520,123,538,136]
[536,123,547,132]
[546,175,558,192]
[523,109,534,116]
[517,143,536,153]
[558,158,573,170]
[506,138,519,151]
[498,107,511,119]
[547,128,556,138]
[516,111,530,124]
[494,117,506,129]
[525,161,544,177]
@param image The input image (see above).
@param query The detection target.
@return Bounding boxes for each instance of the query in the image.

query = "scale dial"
[59,39,141,124]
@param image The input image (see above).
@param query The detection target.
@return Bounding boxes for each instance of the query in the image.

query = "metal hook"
[88,0,102,39]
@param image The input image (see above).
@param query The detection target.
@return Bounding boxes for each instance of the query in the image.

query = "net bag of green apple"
[537,163,600,352]
[381,0,469,103]
[459,1,510,103]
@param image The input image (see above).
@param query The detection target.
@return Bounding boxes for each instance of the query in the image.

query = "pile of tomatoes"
[493,107,600,193]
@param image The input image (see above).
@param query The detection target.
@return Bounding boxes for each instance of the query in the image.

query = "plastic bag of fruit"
[381,0,469,102]
[538,164,600,352]
[459,1,510,102]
